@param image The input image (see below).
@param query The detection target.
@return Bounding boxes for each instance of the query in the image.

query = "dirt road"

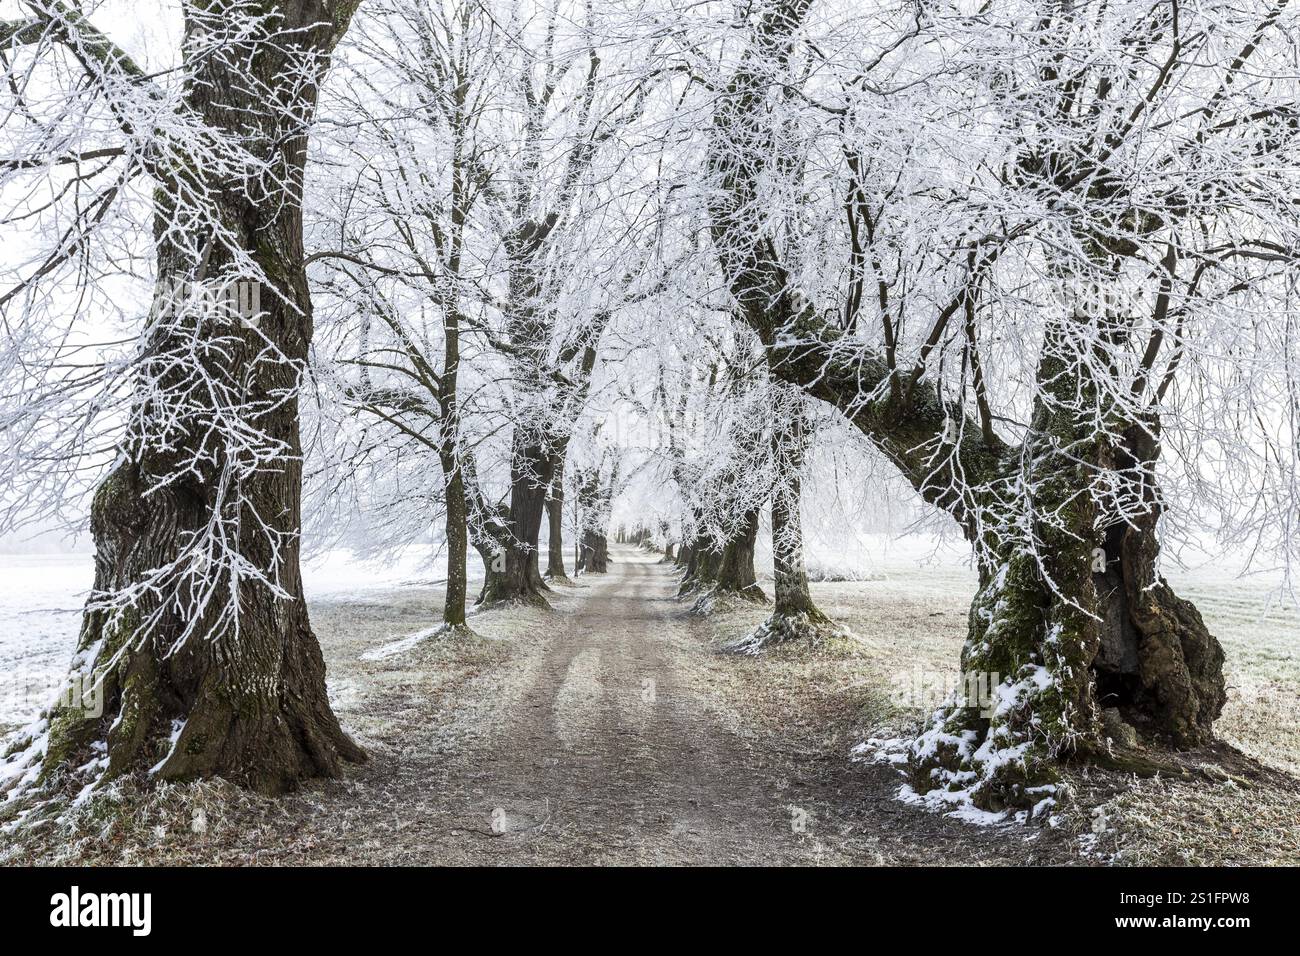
[279,545,1074,865]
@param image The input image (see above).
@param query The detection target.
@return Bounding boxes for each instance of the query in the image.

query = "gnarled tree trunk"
[577,530,610,573]
[478,434,552,606]
[18,2,366,798]
[684,506,767,609]
[713,506,764,599]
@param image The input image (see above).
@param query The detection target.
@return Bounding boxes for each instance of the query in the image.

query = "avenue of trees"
[2,0,1297,815]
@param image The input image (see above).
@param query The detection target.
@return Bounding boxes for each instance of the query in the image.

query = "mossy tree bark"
[906,323,1224,809]
[441,459,470,628]
[24,1,367,797]
[682,506,766,606]
[676,515,718,594]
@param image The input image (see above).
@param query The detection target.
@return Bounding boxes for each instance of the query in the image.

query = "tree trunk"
[711,506,765,601]
[771,474,819,617]
[733,397,838,652]
[906,331,1225,811]
[20,2,366,797]
[677,533,717,594]
[573,457,616,574]
[577,530,609,573]
[478,434,552,606]
[545,468,570,582]
[441,464,469,628]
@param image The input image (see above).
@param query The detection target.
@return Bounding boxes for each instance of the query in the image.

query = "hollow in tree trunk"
[904,328,1225,811]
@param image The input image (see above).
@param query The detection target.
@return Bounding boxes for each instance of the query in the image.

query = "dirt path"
[439,546,817,864]
[280,544,1078,866]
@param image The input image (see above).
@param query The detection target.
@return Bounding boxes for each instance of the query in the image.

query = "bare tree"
[1,0,365,800]
[702,0,1299,810]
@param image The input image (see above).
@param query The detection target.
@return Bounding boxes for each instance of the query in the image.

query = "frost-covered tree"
[307,0,659,610]
[304,0,520,633]
[731,381,844,651]
[570,424,620,573]
[701,0,1300,810]
[1,0,365,800]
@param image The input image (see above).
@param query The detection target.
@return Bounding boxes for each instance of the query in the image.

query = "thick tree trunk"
[20,2,366,797]
[906,335,1225,811]
[712,506,765,600]
[471,536,504,604]
[677,531,718,594]
[478,434,552,606]
[771,476,819,617]
[573,458,616,574]
[684,508,766,608]
[577,530,609,573]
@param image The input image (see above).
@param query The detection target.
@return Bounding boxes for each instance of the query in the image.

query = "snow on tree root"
[726,611,854,655]
[690,584,767,617]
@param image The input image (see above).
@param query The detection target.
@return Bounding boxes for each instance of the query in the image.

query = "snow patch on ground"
[852,732,1056,828]
[0,554,94,729]
[359,625,446,661]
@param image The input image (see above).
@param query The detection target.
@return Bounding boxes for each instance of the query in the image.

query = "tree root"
[690,583,767,616]
[725,610,851,655]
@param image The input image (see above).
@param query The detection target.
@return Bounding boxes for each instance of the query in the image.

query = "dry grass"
[1070,773,1300,866]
